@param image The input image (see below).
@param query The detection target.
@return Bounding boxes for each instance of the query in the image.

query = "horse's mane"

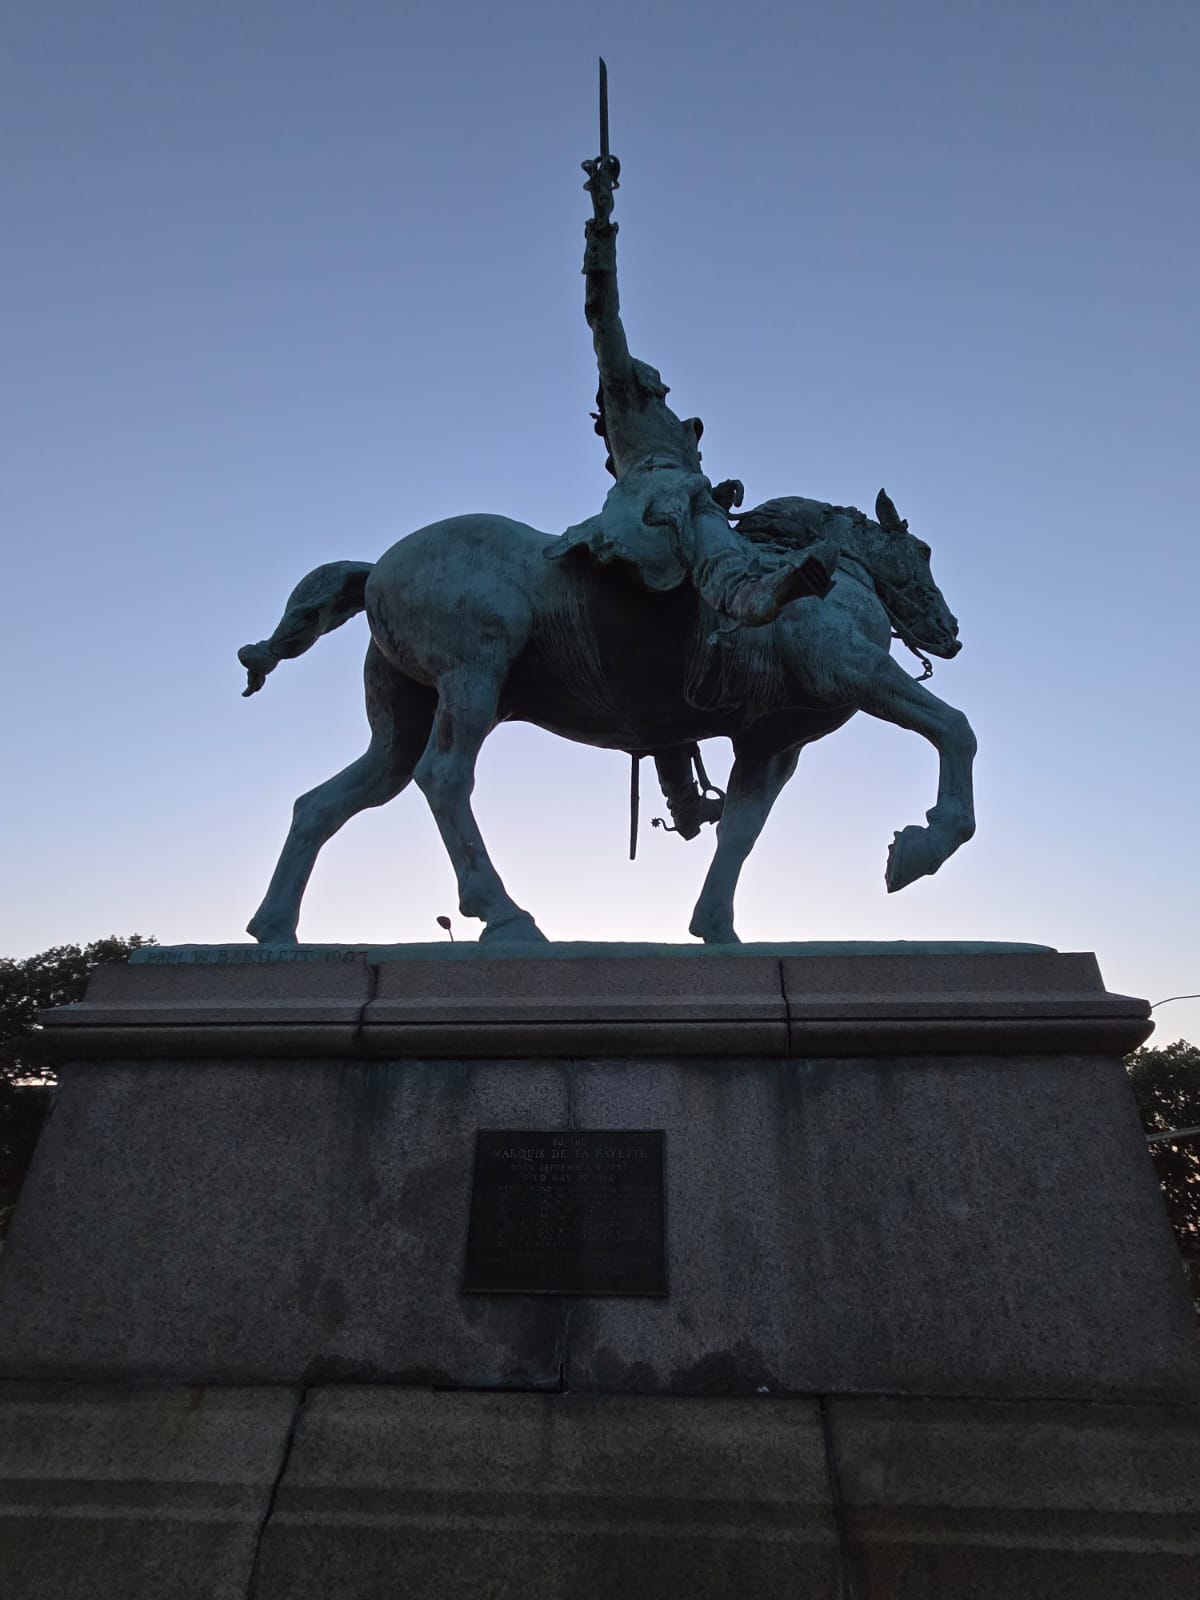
[735,496,882,561]
[680,500,886,720]
[736,496,941,680]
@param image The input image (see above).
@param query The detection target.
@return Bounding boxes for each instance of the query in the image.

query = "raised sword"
[599,56,610,165]
[597,56,619,181]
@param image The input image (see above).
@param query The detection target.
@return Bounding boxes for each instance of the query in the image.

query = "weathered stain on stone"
[669,1342,783,1397]
[584,1346,662,1394]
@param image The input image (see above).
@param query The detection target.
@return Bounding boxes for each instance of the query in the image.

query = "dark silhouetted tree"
[0,935,154,1232]
[1126,1039,1200,1307]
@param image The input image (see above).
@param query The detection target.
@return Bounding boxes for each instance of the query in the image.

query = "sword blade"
[599,56,610,164]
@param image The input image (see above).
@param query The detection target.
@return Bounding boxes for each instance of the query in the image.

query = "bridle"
[836,552,936,681]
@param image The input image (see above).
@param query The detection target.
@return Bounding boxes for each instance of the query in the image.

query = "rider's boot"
[651,747,725,840]
[723,538,839,627]
[663,784,724,839]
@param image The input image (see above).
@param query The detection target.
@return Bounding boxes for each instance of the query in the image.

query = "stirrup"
[651,744,725,840]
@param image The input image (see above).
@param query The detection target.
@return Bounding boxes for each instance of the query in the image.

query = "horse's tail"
[238,560,375,696]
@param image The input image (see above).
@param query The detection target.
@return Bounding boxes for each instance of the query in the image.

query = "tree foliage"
[0,935,154,1232]
[1126,1039,1200,1267]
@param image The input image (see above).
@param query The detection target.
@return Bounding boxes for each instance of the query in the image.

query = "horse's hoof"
[246,915,299,945]
[689,916,740,945]
[479,911,549,945]
[885,826,938,893]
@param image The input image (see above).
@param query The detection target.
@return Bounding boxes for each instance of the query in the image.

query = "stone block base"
[1,947,1196,1596]
[3,1386,1198,1599]
[2,1049,1194,1399]
[0,1384,295,1600]
[255,1389,839,1600]
[831,1397,1200,1599]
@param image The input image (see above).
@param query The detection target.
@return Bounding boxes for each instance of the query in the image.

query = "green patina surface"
[133,940,1054,965]
[233,70,980,952]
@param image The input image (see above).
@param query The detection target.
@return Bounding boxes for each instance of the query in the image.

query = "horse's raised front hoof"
[885,825,941,893]
[479,910,549,945]
[246,912,299,945]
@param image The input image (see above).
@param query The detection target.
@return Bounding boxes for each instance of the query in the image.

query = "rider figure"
[547,153,838,628]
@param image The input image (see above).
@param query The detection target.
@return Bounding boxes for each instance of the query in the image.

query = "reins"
[886,615,935,681]
[837,554,935,682]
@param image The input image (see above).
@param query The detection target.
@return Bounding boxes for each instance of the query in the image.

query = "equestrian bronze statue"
[238,68,977,944]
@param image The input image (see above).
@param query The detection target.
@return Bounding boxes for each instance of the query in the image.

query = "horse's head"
[734,490,962,660]
[861,489,961,659]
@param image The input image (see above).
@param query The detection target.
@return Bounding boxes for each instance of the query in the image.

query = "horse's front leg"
[688,743,800,944]
[414,669,547,943]
[858,655,977,891]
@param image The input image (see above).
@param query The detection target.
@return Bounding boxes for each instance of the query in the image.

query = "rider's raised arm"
[582,160,633,390]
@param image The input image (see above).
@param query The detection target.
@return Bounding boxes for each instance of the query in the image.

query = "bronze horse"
[239,490,975,944]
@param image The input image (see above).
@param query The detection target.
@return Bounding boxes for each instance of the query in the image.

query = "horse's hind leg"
[414,668,547,943]
[248,645,435,943]
[689,739,801,944]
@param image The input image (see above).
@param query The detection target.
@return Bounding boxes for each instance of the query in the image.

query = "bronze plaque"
[463,1130,666,1295]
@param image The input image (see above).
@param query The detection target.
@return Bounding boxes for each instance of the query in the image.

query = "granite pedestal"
[1,945,1196,1597]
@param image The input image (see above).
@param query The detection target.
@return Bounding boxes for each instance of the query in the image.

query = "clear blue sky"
[2,0,1197,1040]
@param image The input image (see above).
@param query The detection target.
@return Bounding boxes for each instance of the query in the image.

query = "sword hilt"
[582,155,620,226]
